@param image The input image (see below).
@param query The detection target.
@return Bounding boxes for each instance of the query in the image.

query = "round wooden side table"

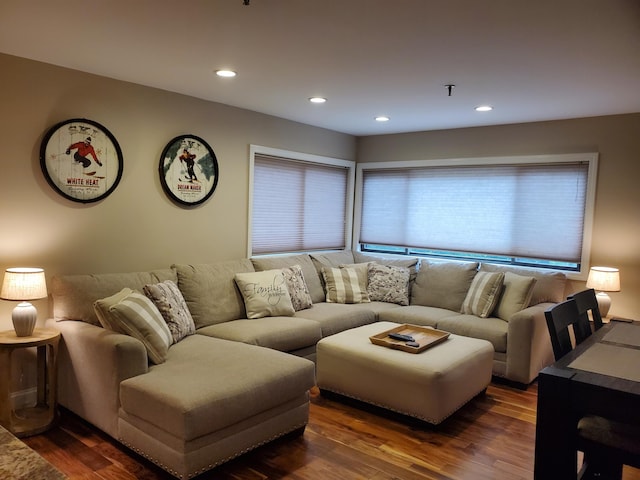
[0,328,60,437]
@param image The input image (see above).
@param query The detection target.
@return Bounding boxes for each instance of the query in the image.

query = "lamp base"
[595,292,612,318]
[12,302,37,337]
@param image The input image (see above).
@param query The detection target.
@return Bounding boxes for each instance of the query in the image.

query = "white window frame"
[248,145,355,258]
[353,152,598,280]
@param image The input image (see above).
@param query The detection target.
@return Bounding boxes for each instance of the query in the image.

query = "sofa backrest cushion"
[353,251,420,285]
[174,259,255,328]
[51,269,177,326]
[479,263,567,305]
[251,254,324,304]
[410,260,479,312]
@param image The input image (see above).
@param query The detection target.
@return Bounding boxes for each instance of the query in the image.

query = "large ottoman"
[316,321,494,424]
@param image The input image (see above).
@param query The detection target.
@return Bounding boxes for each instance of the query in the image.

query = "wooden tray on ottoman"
[369,323,450,353]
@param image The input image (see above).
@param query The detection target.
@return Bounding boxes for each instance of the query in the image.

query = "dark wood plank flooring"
[23,382,640,480]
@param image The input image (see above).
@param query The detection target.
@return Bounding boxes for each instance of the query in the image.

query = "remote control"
[406,341,420,348]
[388,332,415,342]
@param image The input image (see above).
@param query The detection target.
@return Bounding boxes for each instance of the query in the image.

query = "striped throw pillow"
[94,288,173,364]
[322,266,370,304]
[462,271,505,318]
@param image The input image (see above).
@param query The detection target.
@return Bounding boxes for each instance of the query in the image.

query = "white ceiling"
[1,0,639,136]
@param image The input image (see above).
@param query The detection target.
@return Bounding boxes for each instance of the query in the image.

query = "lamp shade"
[586,266,620,292]
[0,267,48,301]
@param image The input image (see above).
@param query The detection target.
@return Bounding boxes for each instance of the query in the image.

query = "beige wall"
[0,53,356,330]
[357,113,640,319]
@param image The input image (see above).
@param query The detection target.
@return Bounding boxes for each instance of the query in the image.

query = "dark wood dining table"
[534,320,640,479]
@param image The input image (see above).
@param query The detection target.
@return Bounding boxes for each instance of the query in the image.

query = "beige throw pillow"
[322,266,370,304]
[494,272,537,321]
[234,269,295,319]
[93,288,173,364]
[462,271,505,318]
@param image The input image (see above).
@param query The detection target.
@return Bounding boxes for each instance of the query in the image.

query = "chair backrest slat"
[568,288,604,331]
[545,298,592,360]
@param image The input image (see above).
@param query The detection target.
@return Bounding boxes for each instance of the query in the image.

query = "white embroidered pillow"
[234,269,295,319]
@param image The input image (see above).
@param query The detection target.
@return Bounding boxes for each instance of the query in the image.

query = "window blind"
[360,162,589,263]
[252,155,349,255]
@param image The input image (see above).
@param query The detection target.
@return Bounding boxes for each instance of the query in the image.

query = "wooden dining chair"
[544,299,640,479]
[568,288,604,331]
[544,298,592,360]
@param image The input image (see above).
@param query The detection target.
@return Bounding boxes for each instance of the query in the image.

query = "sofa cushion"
[197,317,322,352]
[281,265,313,311]
[310,251,356,291]
[378,304,455,328]
[479,263,567,305]
[353,251,420,284]
[119,335,316,442]
[94,288,173,364]
[143,280,195,343]
[174,260,255,328]
[462,271,505,318]
[294,302,377,337]
[51,269,177,326]
[234,270,295,319]
[322,266,370,304]
[367,263,410,306]
[436,314,508,353]
[251,254,325,304]
[410,260,479,312]
[494,272,537,321]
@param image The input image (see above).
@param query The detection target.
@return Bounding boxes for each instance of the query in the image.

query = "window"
[249,146,354,256]
[355,153,597,275]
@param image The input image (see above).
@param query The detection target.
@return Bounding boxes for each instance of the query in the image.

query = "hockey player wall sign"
[40,118,123,203]
[159,135,219,207]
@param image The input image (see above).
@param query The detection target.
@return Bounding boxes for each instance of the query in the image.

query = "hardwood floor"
[23,381,640,480]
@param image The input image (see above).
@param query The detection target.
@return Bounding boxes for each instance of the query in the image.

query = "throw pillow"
[234,269,296,319]
[367,263,410,305]
[322,266,370,304]
[462,271,505,318]
[281,264,313,311]
[494,272,537,321]
[143,280,195,344]
[93,288,173,364]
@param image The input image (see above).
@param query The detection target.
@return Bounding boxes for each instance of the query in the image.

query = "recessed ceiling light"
[475,105,493,112]
[375,116,390,122]
[309,97,327,104]
[216,69,236,78]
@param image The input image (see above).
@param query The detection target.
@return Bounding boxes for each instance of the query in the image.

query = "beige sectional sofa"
[46,250,565,478]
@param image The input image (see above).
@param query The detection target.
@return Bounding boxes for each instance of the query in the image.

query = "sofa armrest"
[47,318,148,438]
[505,303,555,384]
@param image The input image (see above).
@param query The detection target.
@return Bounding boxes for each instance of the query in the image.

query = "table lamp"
[0,267,48,337]
[585,266,620,318]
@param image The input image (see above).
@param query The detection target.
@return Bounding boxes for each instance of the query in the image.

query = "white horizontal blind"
[252,154,349,255]
[360,162,589,263]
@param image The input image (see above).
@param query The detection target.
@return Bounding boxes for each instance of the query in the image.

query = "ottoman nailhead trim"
[321,387,485,425]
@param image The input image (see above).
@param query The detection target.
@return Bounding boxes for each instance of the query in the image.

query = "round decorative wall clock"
[40,118,124,203]
[159,135,219,207]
